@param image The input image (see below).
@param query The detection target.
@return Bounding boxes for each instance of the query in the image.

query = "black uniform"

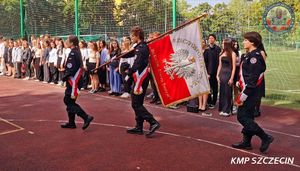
[22,48,33,78]
[61,47,93,129]
[203,44,221,106]
[122,41,160,136]
[233,49,273,152]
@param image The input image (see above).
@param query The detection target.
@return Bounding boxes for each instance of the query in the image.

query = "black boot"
[150,98,158,104]
[146,119,160,137]
[232,134,253,150]
[61,122,76,129]
[258,133,274,153]
[127,121,144,135]
[82,115,94,130]
[61,113,76,129]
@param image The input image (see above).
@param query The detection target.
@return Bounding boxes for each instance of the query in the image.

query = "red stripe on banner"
[149,35,190,106]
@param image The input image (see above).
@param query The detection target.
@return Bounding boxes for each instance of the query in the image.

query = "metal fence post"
[172,0,177,29]
[20,0,25,38]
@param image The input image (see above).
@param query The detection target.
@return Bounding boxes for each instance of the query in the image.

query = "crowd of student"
[0,33,266,116]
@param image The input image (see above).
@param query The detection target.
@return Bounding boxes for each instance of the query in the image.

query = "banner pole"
[92,13,208,71]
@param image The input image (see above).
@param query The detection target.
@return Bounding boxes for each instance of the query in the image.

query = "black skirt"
[88,62,97,75]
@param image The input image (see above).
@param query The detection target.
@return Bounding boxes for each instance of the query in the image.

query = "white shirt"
[12,47,22,62]
[0,42,5,57]
[88,49,100,63]
[62,48,71,65]
[80,48,89,67]
[49,48,58,65]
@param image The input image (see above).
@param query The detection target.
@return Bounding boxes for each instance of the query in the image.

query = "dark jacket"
[122,41,149,75]
[239,49,266,102]
[22,48,32,64]
[63,48,84,97]
[204,44,221,76]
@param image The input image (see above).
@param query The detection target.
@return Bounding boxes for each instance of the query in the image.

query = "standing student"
[87,41,100,93]
[42,40,51,83]
[12,41,22,79]
[204,34,221,109]
[124,26,160,137]
[7,39,14,77]
[57,39,65,86]
[0,36,6,76]
[98,40,109,92]
[120,37,135,98]
[22,40,33,80]
[232,32,273,153]
[108,40,122,96]
[216,38,236,117]
[232,39,241,114]
[35,42,43,81]
[61,35,93,130]
[48,41,58,84]
[2,39,9,76]
[254,35,267,118]
[79,40,89,90]
[199,40,209,112]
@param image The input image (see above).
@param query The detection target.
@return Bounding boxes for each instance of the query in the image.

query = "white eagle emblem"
[164,49,196,80]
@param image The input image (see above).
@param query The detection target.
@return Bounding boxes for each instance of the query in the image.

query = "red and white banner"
[148,20,210,107]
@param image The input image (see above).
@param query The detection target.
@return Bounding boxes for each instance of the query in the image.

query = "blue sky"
[186,0,231,7]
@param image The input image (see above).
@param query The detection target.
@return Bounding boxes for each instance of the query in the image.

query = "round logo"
[263,2,295,34]
[67,63,73,69]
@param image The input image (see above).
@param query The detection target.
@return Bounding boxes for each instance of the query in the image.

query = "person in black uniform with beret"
[232,32,273,153]
[122,26,161,137]
[61,35,94,130]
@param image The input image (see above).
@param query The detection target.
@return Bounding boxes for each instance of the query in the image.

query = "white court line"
[4,118,300,169]
[92,94,300,139]
[0,117,25,136]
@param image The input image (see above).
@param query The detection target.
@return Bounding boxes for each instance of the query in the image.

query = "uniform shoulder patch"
[67,63,73,68]
[250,57,257,64]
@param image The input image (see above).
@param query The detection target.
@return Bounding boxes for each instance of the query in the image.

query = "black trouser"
[82,70,89,89]
[121,72,132,93]
[149,73,160,100]
[25,62,32,77]
[15,62,22,78]
[131,75,155,128]
[208,75,218,105]
[34,58,42,80]
[63,94,88,124]
[49,63,58,83]
[237,97,268,140]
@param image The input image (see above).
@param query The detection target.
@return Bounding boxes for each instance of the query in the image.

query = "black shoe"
[254,111,261,118]
[155,100,162,105]
[208,104,215,109]
[99,87,106,92]
[150,98,158,104]
[61,123,76,129]
[260,134,274,153]
[127,127,144,135]
[114,92,121,96]
[146,121,161,137]
[82,116,94,130]
[109,92,115,96]
[232,135,253,150]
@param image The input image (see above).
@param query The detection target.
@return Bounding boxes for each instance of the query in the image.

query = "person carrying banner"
[232,32,273,153]
[60,35,94,130]
[123,26,161,137]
